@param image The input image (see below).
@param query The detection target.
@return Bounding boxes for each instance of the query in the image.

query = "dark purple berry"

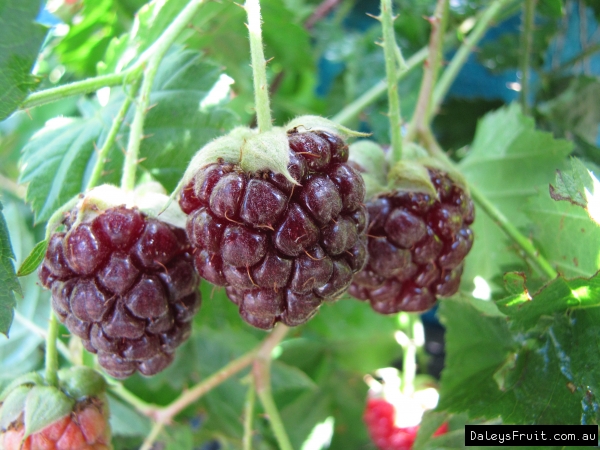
[180,129,367,329]
[350,168,474,314]
[39,205,201,379]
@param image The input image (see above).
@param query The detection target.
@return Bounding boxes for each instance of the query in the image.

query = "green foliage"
[0,0,47,121]
[0,200,21,335]
[459,103,572,288]
[20,48,236,221]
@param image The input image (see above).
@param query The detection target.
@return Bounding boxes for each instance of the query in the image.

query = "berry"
[1,398,111,450]
[40,205,200,378]
[180,128,367,330]
[363,398,448,450]
[350,168,474,313]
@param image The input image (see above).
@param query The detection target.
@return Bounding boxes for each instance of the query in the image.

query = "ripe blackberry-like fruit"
[180,123,367,330]
[363,398,448,450]
[40,198,200,378]
[349,168,474,313]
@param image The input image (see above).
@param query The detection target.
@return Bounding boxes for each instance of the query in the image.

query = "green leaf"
[24,386,74,438]
[107,394,151,437]
[0,200,22,336]
[20,49,237,221]
[17,239,48,277]
[459,103,572,288]
[497,273,600,331]
[0,201,50,379]
[549,157,600,226]
[526,190,600,278]
[0,385,31,430]
[538,76,600,145]
[0,0,47,121]
[439,293,596,424]
[270,361,316,393]
[162,423,194,450]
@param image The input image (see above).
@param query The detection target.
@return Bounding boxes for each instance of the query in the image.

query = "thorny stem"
[21,0,206,110]
[380,0,405,164]
[243,382,256,450]
[253,324,293,450]
[332,47,428,127]
[418,129,558,280]
[44,311,59,387]
[431,0,515,119]
[86,79,142,191]
[519,0,536,115]
[246,0,273,132]
[120,56,160,192]
[406,0,449,142]
[557,42,600,71]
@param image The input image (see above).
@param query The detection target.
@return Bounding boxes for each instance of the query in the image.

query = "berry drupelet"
[180,126,368,330]
[40,197,200,379]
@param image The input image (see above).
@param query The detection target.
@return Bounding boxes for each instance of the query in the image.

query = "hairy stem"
[380,0,404,164]
[87,79,141,190]
[44,311,59,387]
[253,324,292,450]
[399,313,417,396]
[431,0,514,118]
[519,0,536,115]
[243,382,256,450]
[333,47,428,127]
[106,379,156,415]
[22,72,135,110]
[419,129,558,280]
[120,57,160,192]
[246,0,272,132]
[406,0,449,141]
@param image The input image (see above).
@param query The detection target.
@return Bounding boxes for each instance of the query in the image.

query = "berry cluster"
[349,169,474,313]
[40,206,200,378]
[180,129,368,329]
[364,398,448,450]
[1,399,111,450]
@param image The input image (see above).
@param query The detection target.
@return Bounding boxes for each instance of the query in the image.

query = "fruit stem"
[380,0,405,164]
[253,324,293,450]
[519,0,536,116]
[419,129,558,280]
[21,0,206,111]
[44,311,59,388]
[430,0,514,119]
[243,381,256,450]
[398,313,420,396]
[333,47,428,127]
[139,421,165,450]
[105,379,156,415]
[87,78,142,191]
[245,0,273,133]
[405,0,449,143]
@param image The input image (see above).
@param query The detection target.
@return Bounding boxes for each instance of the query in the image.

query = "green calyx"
[67,183,188,230]
[178,115,368,196]
[349,139,467,199]
[0,367,106,438]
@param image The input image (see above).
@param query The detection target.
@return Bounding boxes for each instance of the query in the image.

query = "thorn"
[24,108,33,120]
[136,157,147,164]
[304,249,325,261]
[265,57,275,65]
[146,103,158,112]
[225,212,244,225]
[155,260,169,273]
[141,133,154,140]
[247,266,258,287]
[366,12,380,21]
[92,141,99,153]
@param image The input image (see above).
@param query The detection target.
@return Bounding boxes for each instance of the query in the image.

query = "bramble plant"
[1,0,600,449]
